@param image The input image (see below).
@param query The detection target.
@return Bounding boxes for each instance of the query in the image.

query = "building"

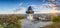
[26,6,34,20]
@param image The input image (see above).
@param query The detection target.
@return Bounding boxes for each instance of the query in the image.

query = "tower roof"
[26,6,34,14]
[28,6,32,10]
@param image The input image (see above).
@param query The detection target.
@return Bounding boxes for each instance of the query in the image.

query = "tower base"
[27,14,34,21]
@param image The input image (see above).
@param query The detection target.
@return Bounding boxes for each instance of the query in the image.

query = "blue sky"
[0,0,44,11]
[0,0,59,14]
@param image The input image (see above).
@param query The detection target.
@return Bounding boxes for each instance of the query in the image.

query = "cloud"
[0,3,60,14]
[14,7,26,14]
[29,4,52,10]
[43,0,45,2]
[49,0,55,2]
[19,3,23,6]
[0,11,13,14]
[43,0,55,2]
[0,7,26,14]
[28,4,60,14]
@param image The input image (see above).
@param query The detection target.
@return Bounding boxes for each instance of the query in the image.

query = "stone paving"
[21,19,52,28]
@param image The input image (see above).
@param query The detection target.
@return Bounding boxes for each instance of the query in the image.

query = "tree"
[0,15,22,28]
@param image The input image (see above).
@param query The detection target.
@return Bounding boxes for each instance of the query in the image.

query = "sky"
[0,0,60,14]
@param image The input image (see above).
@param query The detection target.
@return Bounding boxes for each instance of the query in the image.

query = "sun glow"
[49,10,58,14]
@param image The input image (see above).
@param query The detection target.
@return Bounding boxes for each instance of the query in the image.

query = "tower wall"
[27,13,34,20]
[26,6,34,20]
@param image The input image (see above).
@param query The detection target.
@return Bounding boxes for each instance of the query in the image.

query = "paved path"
[21,19,52,28]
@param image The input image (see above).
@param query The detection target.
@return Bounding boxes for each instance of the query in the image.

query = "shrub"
[0,15,22,28]
[52,16,60,23]
[41,15,60,28]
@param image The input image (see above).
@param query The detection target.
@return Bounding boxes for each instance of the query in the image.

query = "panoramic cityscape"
[0,0,60,28]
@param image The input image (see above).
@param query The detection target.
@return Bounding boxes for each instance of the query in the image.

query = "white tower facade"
[26,6,34,20]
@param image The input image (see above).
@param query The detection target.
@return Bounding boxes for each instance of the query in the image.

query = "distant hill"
[0,13,60,17]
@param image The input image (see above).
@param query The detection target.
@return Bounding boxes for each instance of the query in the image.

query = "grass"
[40,15,60,28]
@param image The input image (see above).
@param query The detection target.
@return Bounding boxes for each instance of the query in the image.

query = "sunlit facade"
[26,6,34,20]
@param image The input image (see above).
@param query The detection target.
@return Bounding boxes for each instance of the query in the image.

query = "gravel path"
[21,19,52,28]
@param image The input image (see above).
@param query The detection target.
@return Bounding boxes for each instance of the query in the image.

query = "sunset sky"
[0,0,60,14]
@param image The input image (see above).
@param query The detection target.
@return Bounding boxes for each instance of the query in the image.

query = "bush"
[52,16,60,23]
[17,16,25,20]
[0,15,22,28]
[0,24,4,28]
[41,15,60,28]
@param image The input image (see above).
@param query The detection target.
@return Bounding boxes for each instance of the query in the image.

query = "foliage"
[0,15,24,28]
[52,16,60,23]
[40,15,60,28]
[40,22,60,28]
[17,16,25,20]
[0,24,4,28]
